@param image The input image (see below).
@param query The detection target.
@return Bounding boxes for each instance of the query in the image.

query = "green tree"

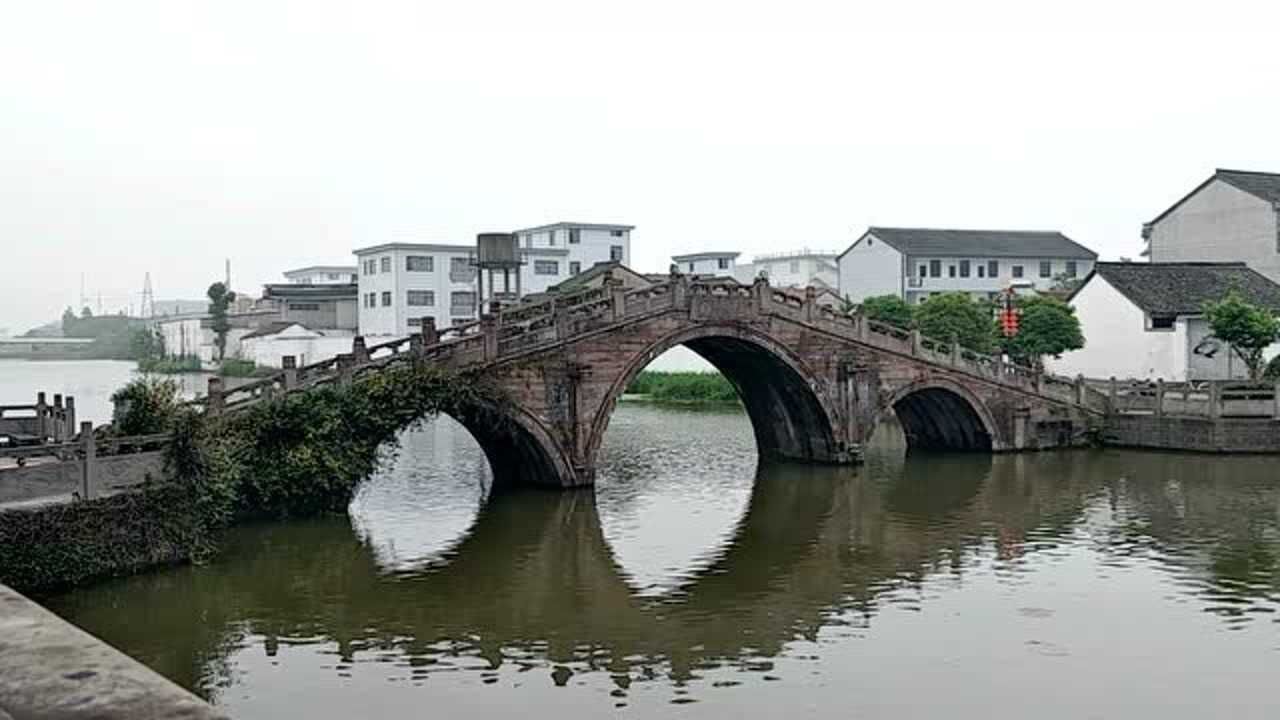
[60,307,76,335]
[1204,291,1280,381]
[129,326,165,361]
[80,306,93,318]
[1004,295,1084,369]
[914,292,996,353]
[206,282,237,361]
[858,294,915,329]
[110,376,181,435]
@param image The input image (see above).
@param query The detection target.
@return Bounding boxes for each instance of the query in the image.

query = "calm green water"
[43,404,1280,719]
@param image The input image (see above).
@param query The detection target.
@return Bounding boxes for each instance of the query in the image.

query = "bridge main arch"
[581,323,854,477]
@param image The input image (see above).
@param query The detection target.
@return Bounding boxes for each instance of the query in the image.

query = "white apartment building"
[838,227,1098,305]
[354,243,479,337]
[282,265,358,284]
[734,250,839,289]
[513,222,633,294]
[354,222,634,337]
[671,251,739,276]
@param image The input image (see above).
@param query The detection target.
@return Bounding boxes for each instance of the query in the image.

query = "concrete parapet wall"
[0,451,165,506]
[1104,415,1280,453]
[0,583,227,719]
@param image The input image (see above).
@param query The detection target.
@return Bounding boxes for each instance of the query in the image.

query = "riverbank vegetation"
[136,355,202,374]
[218,359,261,377]
[625,371,739,404]
[0,364,501,592]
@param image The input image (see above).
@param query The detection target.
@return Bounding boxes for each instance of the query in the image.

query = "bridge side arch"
[882,376,1005,452]
[450,399,581,489]
[582,323,853,471]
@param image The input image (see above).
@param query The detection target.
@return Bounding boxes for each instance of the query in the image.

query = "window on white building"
[547,230,556,246]
[1065,261,1078,278]
[380,257,391,273]
[450,291,476,315]
[569,261,581,275]
[450,257,475,282]
[406,256,434,272]
[288,303,320,311]
[688,262,696,272]
[930,260,941,277]
[568,228,580,244]
[918,264,927,278]
[381,291,392,307]
[1150,315,1176,330]
[534,260,559,276]
[1039,261,1052,278]
[977,265,985,278]
[610,245,624,261]
[1012,265,1024,278]
[959,260,970,278]
[407,290,435,307]
[327,273,340,280]
[717,258,730,270]
[610,229,624,237]
[988,261,999,277]
[949,265,956,278]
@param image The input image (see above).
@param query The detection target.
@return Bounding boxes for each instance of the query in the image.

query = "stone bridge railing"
[1103,378,1280,419]
[195,274,1109,416]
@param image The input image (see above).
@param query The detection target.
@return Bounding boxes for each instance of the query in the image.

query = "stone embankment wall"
[1104,415,1280,453]
[0,583,226,719]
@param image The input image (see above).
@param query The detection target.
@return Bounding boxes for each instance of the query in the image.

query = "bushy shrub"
[110,377,181,435]
[219,359,258,377]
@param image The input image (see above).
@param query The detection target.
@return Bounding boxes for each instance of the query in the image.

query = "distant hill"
[21,321,64,338]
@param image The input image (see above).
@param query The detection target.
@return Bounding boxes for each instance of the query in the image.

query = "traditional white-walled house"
[1049,262,1280,381]
[1143,169,1280,283]
[238,322,356,370]
[837,227,1098,305]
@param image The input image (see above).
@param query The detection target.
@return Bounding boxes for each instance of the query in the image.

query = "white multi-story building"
[282,265,358,284]
[837,227,1098,305]
[734,250,839,289]
[671,251,739,276]
[1143,168,1280,283]
[354,222,634,337]
[513,222,633,294]
[353,243,479,337]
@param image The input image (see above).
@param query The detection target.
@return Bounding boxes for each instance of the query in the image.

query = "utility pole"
[141,272,155,319]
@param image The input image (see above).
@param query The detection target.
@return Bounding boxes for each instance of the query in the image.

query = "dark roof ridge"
[868,225,1065,235]
[1216,167,1280,177]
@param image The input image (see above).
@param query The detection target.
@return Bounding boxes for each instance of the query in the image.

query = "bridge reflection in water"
[44,408,1280,718]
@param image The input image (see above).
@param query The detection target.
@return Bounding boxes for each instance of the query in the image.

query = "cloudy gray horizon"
[4,0,1280,333]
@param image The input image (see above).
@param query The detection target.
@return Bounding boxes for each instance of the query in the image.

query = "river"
[8,362,1280,718]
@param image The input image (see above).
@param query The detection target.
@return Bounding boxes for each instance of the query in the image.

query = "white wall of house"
[515,224,631,281]
[1049,275,1186,380]
[837,235,904,303]
[154,315,209,360]
[673,254,737,276]
[240,326,356,369]
[736,253,838,288]
[1149,179,1280,283]
[283,267,358,284]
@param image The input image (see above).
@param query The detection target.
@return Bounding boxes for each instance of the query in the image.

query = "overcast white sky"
[3,0,1280,333]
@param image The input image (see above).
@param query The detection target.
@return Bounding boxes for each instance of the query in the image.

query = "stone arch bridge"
[205,275,1108,488]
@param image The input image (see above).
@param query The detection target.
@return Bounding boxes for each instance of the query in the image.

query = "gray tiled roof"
[866,227,1097,259]
[1215,169,1280,205]
[1089,262,1280,315]
[1147,169,1280,226]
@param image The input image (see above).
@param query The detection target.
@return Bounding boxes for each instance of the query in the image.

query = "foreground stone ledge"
[0,584,227,720]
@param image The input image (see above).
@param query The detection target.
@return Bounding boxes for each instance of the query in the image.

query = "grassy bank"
[218,359,264,377]
[624,371,740,405]
[137,356,202,374]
